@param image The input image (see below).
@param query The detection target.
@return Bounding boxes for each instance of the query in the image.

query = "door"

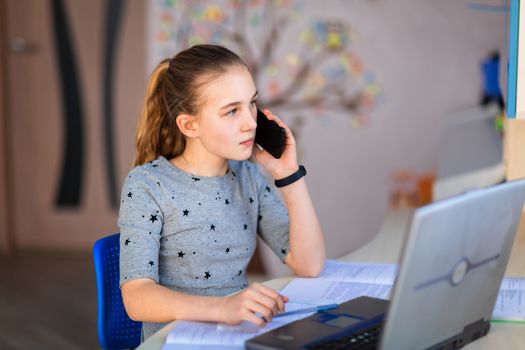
[5,0,145,249]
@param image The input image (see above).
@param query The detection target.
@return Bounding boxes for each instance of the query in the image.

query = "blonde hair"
[133,45,249,166]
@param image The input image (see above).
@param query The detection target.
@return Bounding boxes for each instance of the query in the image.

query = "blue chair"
[93,233,142,349]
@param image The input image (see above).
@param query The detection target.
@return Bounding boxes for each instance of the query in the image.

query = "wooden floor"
[0,250,99,350]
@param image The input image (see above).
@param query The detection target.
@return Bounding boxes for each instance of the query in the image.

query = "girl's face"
[195,66,258,162]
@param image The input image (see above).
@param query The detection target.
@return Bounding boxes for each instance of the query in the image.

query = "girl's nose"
[242,109,257,131]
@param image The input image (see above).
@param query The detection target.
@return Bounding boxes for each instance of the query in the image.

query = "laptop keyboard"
[305,324,382,350]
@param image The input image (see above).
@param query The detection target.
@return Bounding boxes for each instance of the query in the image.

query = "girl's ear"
[176,114,199,138]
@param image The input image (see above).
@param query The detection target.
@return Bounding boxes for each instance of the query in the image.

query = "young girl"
[119,44,325,340]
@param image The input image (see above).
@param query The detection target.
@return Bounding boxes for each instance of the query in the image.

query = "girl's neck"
[173,149,228,177]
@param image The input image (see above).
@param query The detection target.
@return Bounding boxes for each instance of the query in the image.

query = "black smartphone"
[255,109,286,159]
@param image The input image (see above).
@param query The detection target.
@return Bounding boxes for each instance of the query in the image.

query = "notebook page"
[280,278,392,304]
[492,277,525,322]
[319,260,397,285]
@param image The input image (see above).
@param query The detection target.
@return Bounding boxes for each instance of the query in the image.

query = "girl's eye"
[225,108,237,117]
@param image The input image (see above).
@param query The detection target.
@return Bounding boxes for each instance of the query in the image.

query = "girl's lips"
[240,138,254,146]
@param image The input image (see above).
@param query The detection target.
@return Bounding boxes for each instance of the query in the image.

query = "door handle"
[9,37,39,54]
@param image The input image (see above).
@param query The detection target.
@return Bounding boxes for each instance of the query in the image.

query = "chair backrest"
[93,233,142,349]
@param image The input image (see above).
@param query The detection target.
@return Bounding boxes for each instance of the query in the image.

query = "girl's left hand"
[253,109,299,180]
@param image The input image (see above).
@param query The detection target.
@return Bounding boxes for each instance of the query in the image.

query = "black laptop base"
[246,296,388,350]
[245,296,491,350]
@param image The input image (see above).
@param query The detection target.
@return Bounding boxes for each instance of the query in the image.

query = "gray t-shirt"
[118,156,290,339]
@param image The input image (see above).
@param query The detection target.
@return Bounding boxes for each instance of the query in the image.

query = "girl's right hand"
[219,283,289,326]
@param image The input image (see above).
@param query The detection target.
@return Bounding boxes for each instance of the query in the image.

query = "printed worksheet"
[492,277,525,322]
[162,302,317,349]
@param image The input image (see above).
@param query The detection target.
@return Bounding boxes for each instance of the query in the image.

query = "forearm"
[280,177,326,277]
[122,279,224,323]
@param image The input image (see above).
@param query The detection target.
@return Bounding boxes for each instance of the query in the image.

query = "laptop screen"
[380,180,525,349]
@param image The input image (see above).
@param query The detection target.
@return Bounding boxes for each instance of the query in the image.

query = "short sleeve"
[254,168,290,263]
[118,168,164,287]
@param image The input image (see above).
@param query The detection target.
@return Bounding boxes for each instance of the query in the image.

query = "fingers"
[245,299,274,323]
[234,284,289,326]
[243,311,266,327]
[252,283,287,313]
[262,109,284,126]
[248,286,279,316]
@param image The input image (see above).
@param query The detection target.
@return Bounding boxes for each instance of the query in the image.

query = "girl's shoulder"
[124,156,171,185]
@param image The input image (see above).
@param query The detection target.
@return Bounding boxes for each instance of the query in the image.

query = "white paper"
[281,278,392,304]
[500,276,525,291]
[319,260,398,284]
[492,277,525,322]
[163,321,249,349]
[163,302,316,349]
[279,260,396,305]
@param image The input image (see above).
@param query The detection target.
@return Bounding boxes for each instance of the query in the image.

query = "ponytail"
[134,60,185,166]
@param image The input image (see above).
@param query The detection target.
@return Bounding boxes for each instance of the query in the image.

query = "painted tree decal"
[152,0,382,144]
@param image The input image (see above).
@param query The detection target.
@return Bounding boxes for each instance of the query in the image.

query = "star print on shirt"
[225,248,230,254]
[258,215,263,221]
[238,270,242,276]
[192,177,201,182]
[204,271,211,280]
[149,214,158,223]
[243,224,247,230]
[265,186,271,192]
[148,260,155,267]
[124,238,130,245]
[127,192,132,198]
[281,248,287,255]
[178,251,185,258]
[210,224,216,231]
[225,199,229,205]
[182,209,190,216]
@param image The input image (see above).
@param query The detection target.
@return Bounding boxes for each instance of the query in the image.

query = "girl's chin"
[230,150,253,161]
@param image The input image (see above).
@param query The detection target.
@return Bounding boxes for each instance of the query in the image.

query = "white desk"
[137,209,525,349]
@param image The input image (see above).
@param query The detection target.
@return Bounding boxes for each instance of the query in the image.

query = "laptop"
[246,179,525,350]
